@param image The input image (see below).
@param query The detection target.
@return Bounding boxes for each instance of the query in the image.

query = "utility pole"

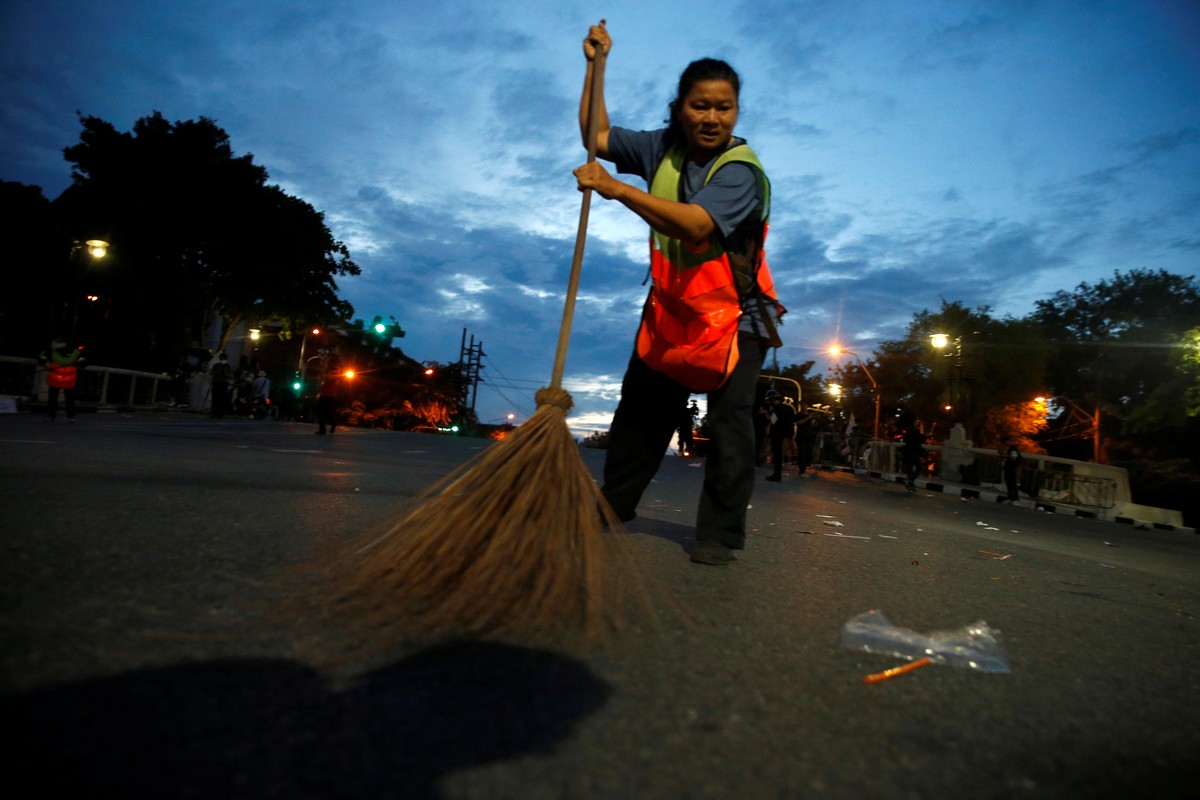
[459,328,485,415]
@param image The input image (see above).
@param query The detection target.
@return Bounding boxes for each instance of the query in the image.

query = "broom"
[299,39,626,650]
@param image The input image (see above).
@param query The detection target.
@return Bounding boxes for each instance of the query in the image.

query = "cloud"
[3,0,1197,430]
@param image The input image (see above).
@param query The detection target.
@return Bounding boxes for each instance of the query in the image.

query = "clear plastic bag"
[840,609,1010,673]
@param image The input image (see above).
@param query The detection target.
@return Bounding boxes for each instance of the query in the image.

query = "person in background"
[677,399,699,456]
[1002,443,1022,503]
[252,370,271,401]
[39,337,85,423]
[315,354,340,435]
[209,353,232,419]
[765,394,797,482]
[753,387,773,467]
[793,405,819,475]
[899,423,927,493]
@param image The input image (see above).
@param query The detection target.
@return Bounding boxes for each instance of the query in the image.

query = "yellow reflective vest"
[636,142,784,391]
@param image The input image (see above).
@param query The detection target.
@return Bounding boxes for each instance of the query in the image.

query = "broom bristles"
[291,387,631,658]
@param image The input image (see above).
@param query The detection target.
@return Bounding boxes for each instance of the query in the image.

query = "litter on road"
[841,610,1011,673]
[864,657,932,684]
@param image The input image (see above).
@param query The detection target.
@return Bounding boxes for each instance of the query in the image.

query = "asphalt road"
[2,413,1198,799]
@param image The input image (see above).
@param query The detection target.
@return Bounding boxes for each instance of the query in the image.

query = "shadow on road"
[4,641,610,799]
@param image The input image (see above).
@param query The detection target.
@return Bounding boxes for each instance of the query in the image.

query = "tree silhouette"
[1034,269,1200,462]
[51,112,359,368]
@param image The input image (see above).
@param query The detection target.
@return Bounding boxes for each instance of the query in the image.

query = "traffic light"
[369,315,405,341]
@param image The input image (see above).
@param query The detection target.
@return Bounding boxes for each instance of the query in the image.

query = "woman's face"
[677,79,739,157]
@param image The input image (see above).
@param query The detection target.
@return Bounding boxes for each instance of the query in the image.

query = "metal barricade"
[1,356,176,409]
[1032,469,1118,510]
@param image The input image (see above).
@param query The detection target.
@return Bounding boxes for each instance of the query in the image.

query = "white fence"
[0,356,179,409]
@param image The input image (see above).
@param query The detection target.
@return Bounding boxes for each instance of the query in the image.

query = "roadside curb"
[814,464,1198,535]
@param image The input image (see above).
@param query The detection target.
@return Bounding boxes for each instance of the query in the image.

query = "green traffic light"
[374,322,386,334]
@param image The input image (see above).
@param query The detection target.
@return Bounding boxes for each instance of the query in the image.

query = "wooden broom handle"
[549,43,606,390]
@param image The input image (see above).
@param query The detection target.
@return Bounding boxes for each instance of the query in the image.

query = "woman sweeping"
[574,22,785,566]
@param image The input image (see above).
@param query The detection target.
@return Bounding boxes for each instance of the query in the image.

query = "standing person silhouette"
[315,354,340,435]
[209,353,232,419]
[765,394,797,482]
[39,338,85,422]
[900,423,927,493]
[1002,444,1022,503]
[574,21,786,565]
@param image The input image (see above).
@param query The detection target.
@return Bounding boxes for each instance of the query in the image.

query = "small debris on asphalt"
[977,550,1012,560]
[864,657,932,684]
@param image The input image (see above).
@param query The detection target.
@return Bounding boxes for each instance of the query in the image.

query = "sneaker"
[690,543,737,565]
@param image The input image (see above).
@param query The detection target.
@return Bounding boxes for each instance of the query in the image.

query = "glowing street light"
[828,345,881,438]
[930,332,968,430]
[929,332,963,362]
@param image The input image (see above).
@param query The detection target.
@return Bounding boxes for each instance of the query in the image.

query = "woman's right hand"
[573,161,620,200]
[583,21,610,61]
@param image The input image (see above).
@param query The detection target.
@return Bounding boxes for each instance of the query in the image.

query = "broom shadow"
[3,641,610,800]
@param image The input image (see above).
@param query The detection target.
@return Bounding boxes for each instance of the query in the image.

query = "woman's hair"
[665,58,741,144]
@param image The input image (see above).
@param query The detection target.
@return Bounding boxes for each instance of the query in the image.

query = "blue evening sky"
[3,0,1197,432]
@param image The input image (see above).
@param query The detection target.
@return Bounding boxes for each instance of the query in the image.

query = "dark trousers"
[211,382,229,418]
[1004,468,1019,501]
[902,451,921,489]
[769,432,791,478]
[602,332,764,550]
[317,396,337,432]
[47,387,76,420]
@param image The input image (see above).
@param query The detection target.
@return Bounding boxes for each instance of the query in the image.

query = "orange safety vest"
[636,142,783,392]
[46,349,83,389]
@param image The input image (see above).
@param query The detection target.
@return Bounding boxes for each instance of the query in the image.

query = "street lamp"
[929,333,963,362]
[66,238,111,340]
[828,345,881,438]
[296,326,322,373]
[930,332,967,424]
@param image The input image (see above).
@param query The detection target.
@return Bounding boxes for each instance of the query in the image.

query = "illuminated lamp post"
[828,345,881,439]
[930,332,967,426]
[66,239,110,339]
[296,326,322,373]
